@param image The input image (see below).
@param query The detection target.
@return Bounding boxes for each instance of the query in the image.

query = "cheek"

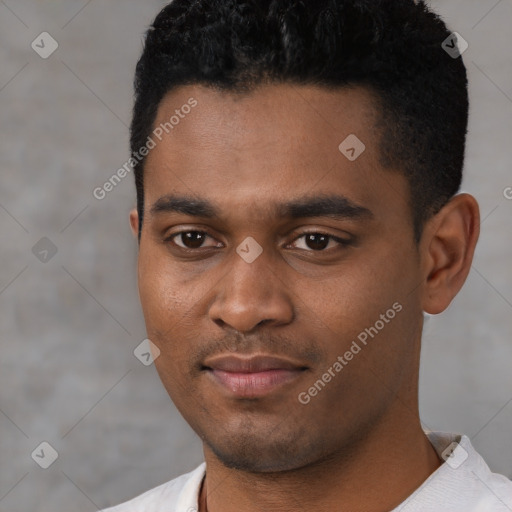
[311,263,398,330]
[138,268,170,324]
[308,245,420,362]
[138,244,188,315]
[136,251,214,365]
[137,264,199,398]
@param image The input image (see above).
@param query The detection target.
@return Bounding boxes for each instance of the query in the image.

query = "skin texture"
[129,83,480,512]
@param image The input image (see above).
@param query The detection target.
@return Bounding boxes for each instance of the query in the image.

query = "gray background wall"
[0,1,511,510]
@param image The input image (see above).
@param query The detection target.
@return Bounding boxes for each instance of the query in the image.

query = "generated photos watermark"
[93,97,198,201]
[298,301,403,404]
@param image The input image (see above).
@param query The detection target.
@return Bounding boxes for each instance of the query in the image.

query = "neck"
[199,409,442,512]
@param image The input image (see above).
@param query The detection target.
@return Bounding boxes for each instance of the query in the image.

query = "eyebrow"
[149,193,373,221]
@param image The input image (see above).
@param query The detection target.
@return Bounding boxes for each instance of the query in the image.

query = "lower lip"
[207,369,303,398]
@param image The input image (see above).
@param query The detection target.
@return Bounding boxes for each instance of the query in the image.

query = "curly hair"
[131,0,468,242]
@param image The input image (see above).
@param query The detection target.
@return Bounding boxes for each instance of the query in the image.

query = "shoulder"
[457,434,512,510]
[399,432,512,511]
[101,462,206,512]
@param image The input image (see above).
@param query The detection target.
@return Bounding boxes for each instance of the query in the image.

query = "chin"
[210,445,308,473]
[203,423,329,473]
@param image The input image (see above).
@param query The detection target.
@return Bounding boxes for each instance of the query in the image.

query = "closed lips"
[203,354,308,373]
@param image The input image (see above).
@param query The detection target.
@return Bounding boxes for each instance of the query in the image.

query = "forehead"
[143,83,409,223]
[151,82,379,152]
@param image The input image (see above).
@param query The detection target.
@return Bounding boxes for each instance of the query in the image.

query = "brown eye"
[169,231,219,250]
[289,233,351,251]
[304,234,330,250]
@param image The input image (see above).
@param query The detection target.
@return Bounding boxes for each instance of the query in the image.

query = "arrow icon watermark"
[31,32,59,59]
[134,339,161,366]
[339,134,366,161]
[32,237,58,263]
[236,236,263,263]
[441,32,468,59]
[31,442,59,469]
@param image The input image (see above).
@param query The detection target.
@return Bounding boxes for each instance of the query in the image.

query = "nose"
[208,249,294,334]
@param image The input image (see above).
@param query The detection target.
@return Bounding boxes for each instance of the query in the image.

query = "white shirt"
[101,432,512,511]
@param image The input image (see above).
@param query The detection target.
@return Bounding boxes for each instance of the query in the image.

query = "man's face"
[133,83,426,472]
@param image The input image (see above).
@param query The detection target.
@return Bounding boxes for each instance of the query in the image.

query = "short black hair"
[131,0,468,242]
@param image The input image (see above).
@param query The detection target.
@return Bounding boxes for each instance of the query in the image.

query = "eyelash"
[164,230,352,253]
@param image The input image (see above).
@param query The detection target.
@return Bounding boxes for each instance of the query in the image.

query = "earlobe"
[421,193,480,315]
[129,208,139,238]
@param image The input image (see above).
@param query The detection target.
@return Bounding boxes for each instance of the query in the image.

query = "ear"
[420,193,480,315]
[129,208,139,239]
